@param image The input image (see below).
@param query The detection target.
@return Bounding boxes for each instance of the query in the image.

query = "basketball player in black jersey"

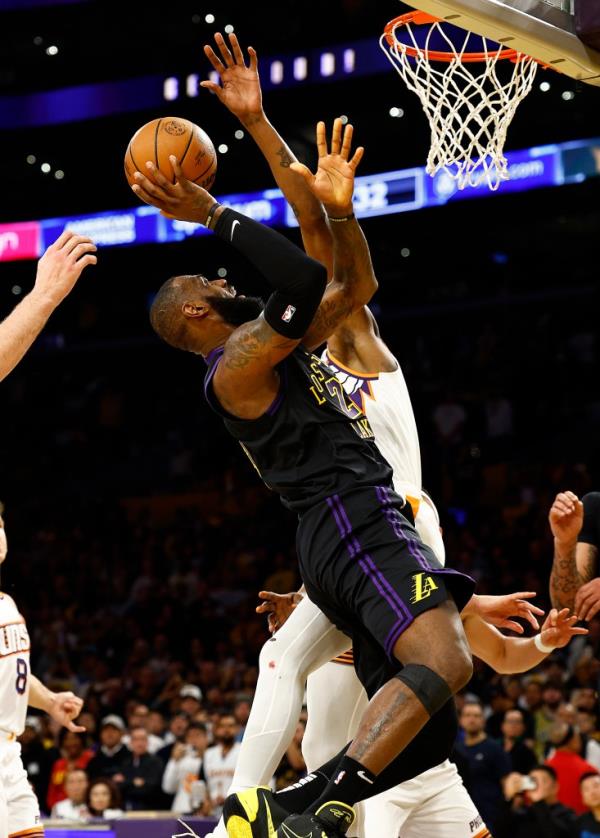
[131,120,475,838]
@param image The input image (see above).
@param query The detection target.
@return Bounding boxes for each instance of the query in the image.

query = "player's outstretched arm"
[463,607,587,674]
[288,119,380,352]
[549,491,597,612]
[202,32,333,275]
[0,231,96,382]
[28,674,85,732]
[462,591,545,634]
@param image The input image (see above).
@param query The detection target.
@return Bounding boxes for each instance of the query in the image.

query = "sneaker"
[277,801,355,838]
[224,786,289,838]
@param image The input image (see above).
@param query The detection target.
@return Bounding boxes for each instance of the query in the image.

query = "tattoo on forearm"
[276,144,293,168]
[550,544,596,607]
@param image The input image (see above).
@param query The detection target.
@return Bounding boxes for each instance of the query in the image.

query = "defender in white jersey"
[0,510,85,838]
[200,33,562,838]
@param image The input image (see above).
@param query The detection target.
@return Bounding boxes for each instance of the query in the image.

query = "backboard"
[400,0,600,84]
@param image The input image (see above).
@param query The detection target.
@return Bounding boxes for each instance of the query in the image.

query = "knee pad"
[395,664,452,716]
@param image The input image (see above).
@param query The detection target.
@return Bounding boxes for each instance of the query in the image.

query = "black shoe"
[223,787,289,838]
[277,801,355,838]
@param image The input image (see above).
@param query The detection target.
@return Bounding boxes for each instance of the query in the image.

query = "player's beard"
[210,294,265,327]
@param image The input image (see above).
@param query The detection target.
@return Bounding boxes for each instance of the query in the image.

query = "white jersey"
[322,349,422,504]
[202,743,240,802]
[0,594,30,736]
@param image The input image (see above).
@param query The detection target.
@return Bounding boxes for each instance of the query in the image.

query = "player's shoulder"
[0,591,19,613]
[582,492,600,511]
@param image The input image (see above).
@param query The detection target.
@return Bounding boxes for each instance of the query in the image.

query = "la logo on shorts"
[281,304,296,323]
[411,572,438,604]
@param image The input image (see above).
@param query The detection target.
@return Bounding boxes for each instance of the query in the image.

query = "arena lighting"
[562,90,575,100]
[45,45,58,55]
[217,267,227,277]
[320,52,335,77]
[26,155,36,164]
[40,163,51,173]
[293,57,308,81]
[540,81,551,92]
[340,115,349,124]
[224,24,234,34]
[234,129,244,140]
[270,61,284,85]
[343,49,356,73]
[401,248,410,258]
[54,170,65,179]
[218,144,228,153]
[186,74,199,97]
[205,13,215,24]
[1,138,598,264]
[163,77,178,101]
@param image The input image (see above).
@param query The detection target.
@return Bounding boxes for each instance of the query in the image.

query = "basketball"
[124,116,217,192]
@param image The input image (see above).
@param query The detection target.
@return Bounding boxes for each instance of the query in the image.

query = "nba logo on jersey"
[281,304,296,323]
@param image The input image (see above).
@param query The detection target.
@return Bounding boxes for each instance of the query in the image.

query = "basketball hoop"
[380,11,540,190]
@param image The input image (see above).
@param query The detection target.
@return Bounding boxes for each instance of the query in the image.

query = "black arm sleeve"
[580,492,600,547]
[213,207,327,339]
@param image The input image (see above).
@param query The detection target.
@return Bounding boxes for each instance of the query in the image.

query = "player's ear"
[182,301,209,319]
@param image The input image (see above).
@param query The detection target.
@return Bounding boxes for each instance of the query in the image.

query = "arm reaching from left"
[463,607,587,674]
[462,591,545,634]
[0,231,97,382]
[28,674,85,732]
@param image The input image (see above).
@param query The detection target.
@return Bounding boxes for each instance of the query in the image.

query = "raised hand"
[575,578,600,622]
[290,119,364,217]
[131,156,217,223]
[34,230,97,308]
[540,607,588,648]
[549,491,583,544]
[201,32,262,125]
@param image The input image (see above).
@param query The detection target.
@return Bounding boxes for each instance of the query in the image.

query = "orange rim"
[383,10,523,63]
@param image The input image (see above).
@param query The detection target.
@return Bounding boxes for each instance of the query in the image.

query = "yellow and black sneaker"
[277,801,355,837]
[224,787,289,838]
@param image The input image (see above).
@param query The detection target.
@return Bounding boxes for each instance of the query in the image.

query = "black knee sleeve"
[395,664,453,716]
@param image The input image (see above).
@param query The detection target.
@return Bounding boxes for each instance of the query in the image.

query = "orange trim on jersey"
[473,829,492,838]
[332,649,354,665]
[406,495,421,519]
[325,350,380,380]
[9,828,45,838]
[0,647,31,659]
[0,618,25,629]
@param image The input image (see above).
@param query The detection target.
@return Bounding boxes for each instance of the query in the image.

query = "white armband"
[534,633,555,654]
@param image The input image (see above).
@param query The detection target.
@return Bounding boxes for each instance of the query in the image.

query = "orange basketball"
[124,116,217,193]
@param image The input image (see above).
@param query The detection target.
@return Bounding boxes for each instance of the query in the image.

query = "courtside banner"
[0,222,40,262]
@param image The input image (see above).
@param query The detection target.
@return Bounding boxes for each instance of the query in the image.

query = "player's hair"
[532,764,558,783]
[86,777,122,814]
[580,771,600,786]
[150,276,204,350]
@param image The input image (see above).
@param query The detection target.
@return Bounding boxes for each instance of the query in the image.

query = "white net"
[380,17,539,190]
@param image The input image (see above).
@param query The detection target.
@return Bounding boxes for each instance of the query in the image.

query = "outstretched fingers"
[203,44,226,75]
[349,145,364,171]
[228,32,246,66]
[214,31,235,67]
[316,121,328,158]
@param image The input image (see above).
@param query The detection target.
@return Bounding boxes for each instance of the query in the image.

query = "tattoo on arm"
[223,321,294,371]
[276,144,293,168]
[550,543,598,609]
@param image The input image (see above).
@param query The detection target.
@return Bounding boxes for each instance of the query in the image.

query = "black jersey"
[204,345,396,512]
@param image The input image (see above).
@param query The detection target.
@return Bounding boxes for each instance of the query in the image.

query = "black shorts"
[296,484,475,696]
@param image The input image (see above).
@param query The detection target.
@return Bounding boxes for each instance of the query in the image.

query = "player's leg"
[279,490,474,834]
[302,659,368,772]
[230,595,350,793]
[355,772,421,838]
[414,492,445,566]
[398,761,491,838]
[5,743,43,838]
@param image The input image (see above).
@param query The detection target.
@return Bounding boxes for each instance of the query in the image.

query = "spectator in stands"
[19,716,55,809]
[545,721,598,814]
[201,713,240,817]
[46,730,94,812]
[501,709,538,775]
[122,704,164,754]
[498,765,575,838]
[50,768,89,820]
[455,700,511,835]
[179,684,203,717]
[157,713,190,765]
[534,684,565,757]
[575,772,600,837]
[118,726,164,811]
[87,715,129,779]
[148,711,168,749]
[86,778,124,821]
[162,722,209,812]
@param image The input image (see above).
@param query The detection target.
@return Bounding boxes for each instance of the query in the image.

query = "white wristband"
[534,633,555,654]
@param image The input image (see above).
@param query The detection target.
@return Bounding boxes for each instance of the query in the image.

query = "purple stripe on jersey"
[326,494,411,658]
[333,495,411,618]
[205,346,225,366]
[377,486,430,571]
